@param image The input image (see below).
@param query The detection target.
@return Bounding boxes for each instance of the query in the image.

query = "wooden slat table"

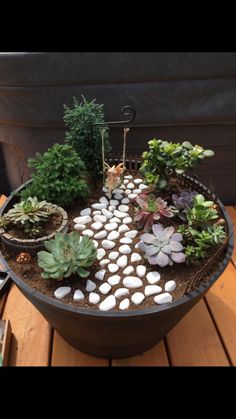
[0,197,236,366]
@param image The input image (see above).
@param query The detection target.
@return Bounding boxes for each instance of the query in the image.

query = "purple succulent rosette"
[134,195,174,231]
[139,224,186,267]
[172,190,197,221]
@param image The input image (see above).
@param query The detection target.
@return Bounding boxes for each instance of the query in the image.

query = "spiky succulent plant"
[6,197,52,225]
[186,194,218,227]
[139,224,186,267]
[172,190,197,221]
[134,194,175,231]
[37,232,97,280]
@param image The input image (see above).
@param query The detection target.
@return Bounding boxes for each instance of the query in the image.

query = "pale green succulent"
[37,232,97,280]
[6,197,52,225]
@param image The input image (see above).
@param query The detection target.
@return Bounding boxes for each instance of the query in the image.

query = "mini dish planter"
[0,171,234,359]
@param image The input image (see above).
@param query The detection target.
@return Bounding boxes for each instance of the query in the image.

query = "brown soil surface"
[6,213,62,239]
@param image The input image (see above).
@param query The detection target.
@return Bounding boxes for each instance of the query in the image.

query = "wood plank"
[166,299,230,366]
[3,284,52,366]
[51,331,109,366]
[206,261,236,365]
[226,206,236,266]
[112,340,169,366]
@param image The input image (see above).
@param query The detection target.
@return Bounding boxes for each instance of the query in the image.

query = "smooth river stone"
[91,222,103,231]
[146,271,161,284]
[104,223,118,231]
[139,184,148,190]
[125,230,138,238]
[102,186,108,192]
[74,224,85,231]
[165,280,177,292]
[108,205,116,212]
[136,265,146,278]
[95,269,106,281]
[93,240,98,249]
[134,178,143,185]
[73,215,92,224]
[91,203,107,210]
[120,184,126,190]
[124,189,131,195]
[110,217,121,224]
[124,175,133,180]
[131,292,145,305]
[133,189,142,194]
[128,193,138,199]
[102,240,116,249]
[123,217,132,224]
[82,229,94,238]
[107,231,120,240]
[114,210,129,219]
[120,237,132,244]
[154,293,172,304]
[145,285,162,296]
[80,208,91,216]
[121,198,130,204]
[93,214,107,223]
[127,182,134,189]
[99,295,116,311]
[131,253,142,262]
[89,292,100,304]
[119,298,130,310]
[94,230,107,239]
[99,259,110,267]
[108,251,119,260]
[123,276,143,288]
[99,282,111,295]
[93,210,101,215]
[86,280,96,292]
[123,179,129,184]
[118,224,129,233]
[102,208,113,219]
[108,263,119,273]
[110,199,119,206]
[107,275,121,286]
[113,189,123,194]
[99,196,109,205]
[114,288,130,298]
[119,245,131,254]
[117,255,128,268]
[54,287,71,300]
[123,266,134,275]
[114,193,123,200]
[118,204,129,212]
[73,289,85,301]
[97,248,106,260]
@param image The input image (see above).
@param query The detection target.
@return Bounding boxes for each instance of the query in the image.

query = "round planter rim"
[0,177,234,318]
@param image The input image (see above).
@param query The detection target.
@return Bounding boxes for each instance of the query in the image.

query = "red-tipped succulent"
[134,193,175,231]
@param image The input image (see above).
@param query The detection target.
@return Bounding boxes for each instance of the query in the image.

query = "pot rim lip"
[0,177,234,318]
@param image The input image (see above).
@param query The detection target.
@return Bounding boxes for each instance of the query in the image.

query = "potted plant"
[0,99,233,359]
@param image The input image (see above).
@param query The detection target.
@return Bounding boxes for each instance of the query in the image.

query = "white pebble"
[120,237,132,244]
[118,204,129,212]
[125,230,138,238]
[124,175,133,180]
[93,240,98,249]
[54,287,71,300]
[114,193,123,200]
[93,214,107,223]
[136,265,146,278]
[123,266,134,275]
[119,244,132,254]
[89,292,100,304]
[131,253,142,262]
[80,208,91,216]
[107,275,121,286]
[108,263,119,273]
[127,182,134,189]
[104,223,118,231]
[99,282,111,295]
[93,210,101,215]
[95,269,106,281]
[82,229,94,238]
[135,242,140,249]
[114,209,129,219]
[119,298,130,310]
[145,285,162,296]
[74,224,86,231]
[99,259,110,267]
[146,271,161,284]
[123,276,143,288]
[97,248,106,260]
[124,189,131,195]
[105,192,111,199]
[154,293,172,304]
[123,217,132,224]
[73,215,92,224]
[120,184,126,190]
[73,289,85,301]
[115,288,130,298]
[131,292,145,305]
[118,224,129,233]
[107,231,120,240]
[123,179,129,184]
[94,230,107,239]
[134,178,143,185]
[133,189,142,194]
[99,196,109,205]
[110,217,121,224]
[165,280,177,292]
[102,186,108,192]
[99,295,116,311]
[128,193,138,199]
[110,199,119,206]
[86,280,96,292]
[139,184,148,190]
[91,222,103,231]
[108,251,119,260]
[113,189,123,194]
[108,205,116,212]
[102,239,116,249]
[121,198,130,204]
[102,208,113,219]
[117,255,128,268]
[91,203,107,210]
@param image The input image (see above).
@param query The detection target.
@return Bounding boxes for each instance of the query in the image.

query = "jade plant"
[172,190,197,221]
[64,95,111,181]
[134,194,175,231]
[139,224,186,267]
[140,139,214,191]
[186,194,219,227]
[37,232,97,280]
[20,144,89,207]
